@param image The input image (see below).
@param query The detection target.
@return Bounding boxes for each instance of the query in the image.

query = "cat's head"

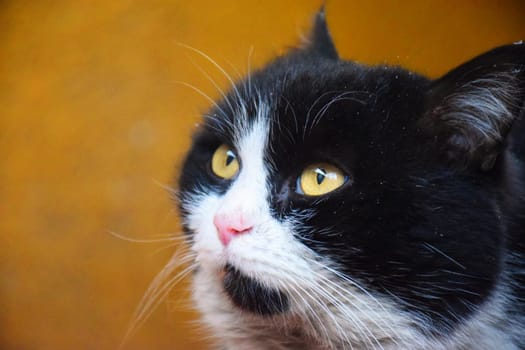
[178,10,525,346]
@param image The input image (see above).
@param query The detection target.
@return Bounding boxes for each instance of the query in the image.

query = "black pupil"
[316,168,326,185]
[225,151,235,166]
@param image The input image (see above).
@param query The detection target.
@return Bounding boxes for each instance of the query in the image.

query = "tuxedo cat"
[177,10,525,350]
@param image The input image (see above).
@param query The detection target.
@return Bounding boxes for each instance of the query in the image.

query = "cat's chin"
[222,264,289,316]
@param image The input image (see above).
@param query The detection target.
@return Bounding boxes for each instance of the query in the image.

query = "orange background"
[1,1,524,349]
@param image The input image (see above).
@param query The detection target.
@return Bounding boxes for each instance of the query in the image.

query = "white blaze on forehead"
[186,104,277,271]
[216,115,271,225]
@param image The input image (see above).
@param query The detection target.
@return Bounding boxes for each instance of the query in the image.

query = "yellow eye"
[298,163,347,196]
[211,144,240,179]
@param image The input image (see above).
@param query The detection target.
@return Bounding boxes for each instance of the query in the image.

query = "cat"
[176,9,525,350]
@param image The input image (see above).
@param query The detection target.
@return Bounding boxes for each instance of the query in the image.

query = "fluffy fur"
[177,10,525,350]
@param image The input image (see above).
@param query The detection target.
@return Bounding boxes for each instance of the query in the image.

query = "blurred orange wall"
[1,1,524,349]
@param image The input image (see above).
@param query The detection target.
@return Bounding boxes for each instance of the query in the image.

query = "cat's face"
[178,13,525,348]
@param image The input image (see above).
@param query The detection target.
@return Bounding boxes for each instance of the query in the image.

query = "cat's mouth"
[221,264,289,316]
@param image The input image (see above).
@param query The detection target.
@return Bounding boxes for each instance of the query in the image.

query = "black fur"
[223,264,289,316]
[178,11,525,344]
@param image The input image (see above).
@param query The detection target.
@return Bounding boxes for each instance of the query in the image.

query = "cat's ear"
[422,43,525,171]
[304,6,338,60]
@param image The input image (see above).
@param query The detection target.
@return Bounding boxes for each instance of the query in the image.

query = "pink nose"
[213,214,253,246]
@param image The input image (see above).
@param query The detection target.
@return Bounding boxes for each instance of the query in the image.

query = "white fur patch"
[185,104,316,292]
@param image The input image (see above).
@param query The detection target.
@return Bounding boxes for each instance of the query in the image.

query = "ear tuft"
[423,44,525,171]
[304,6,338,60]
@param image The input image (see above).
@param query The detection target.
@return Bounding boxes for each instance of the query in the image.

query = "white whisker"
[107,230,182,244]
[423,243,467,270]
[119,249,196,349]
[173,80,229,119]
[176,43,244,109]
